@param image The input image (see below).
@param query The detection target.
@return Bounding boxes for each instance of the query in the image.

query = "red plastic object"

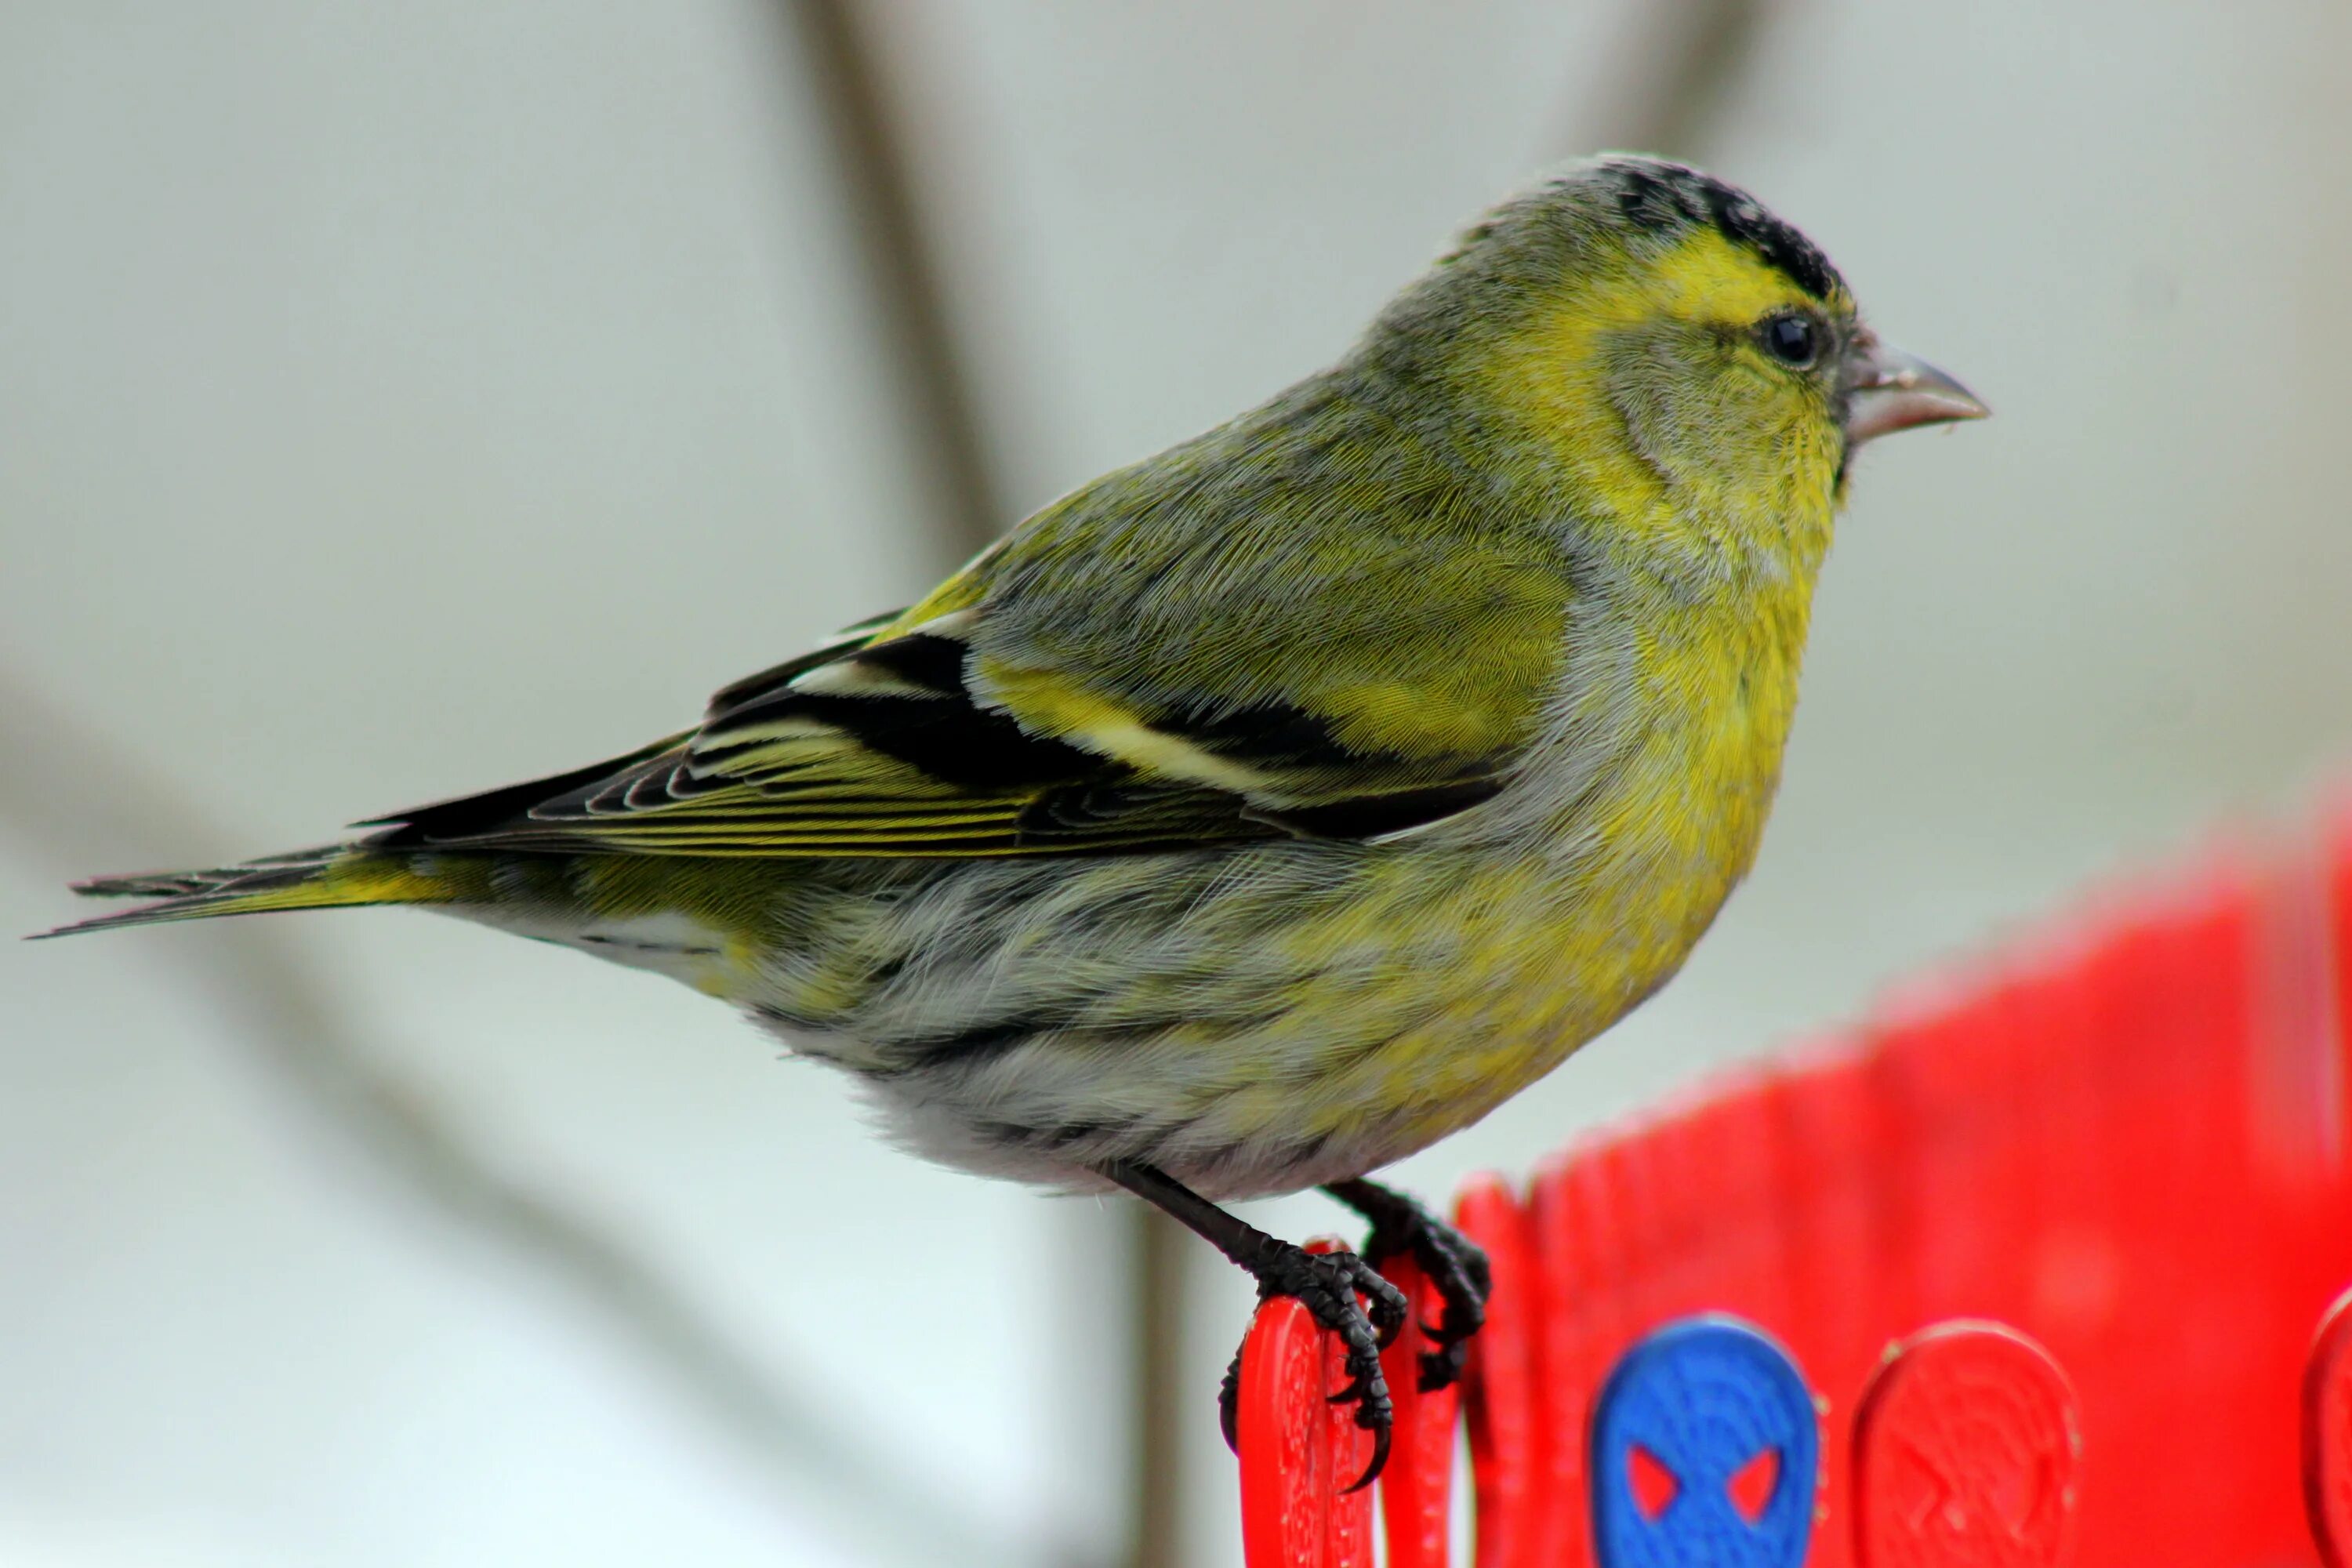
[1852,1323,2080,1567]
[1233,814,2352,1566]
[1236,1294,1340,1567]
[2303,1289,2352,1566]
[1378,1250,1460,1568]
[1457,1174,1537,1568]
[1237,1237,1375,1568]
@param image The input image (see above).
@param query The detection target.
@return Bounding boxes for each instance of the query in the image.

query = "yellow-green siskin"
[44,155,1985,1473]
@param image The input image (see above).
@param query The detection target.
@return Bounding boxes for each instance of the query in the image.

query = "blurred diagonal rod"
[1570,0,1773,159]
[762,6,1183,1566]
[775,0,1008,561]
[0,675,1045,1568]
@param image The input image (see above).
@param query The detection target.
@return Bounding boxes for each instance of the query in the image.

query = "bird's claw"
[1345,1253,1412,1349]
[1216,1243,1400,1489]
[1337,1180,1493,1395]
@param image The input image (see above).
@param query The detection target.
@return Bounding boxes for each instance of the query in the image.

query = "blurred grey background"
[3,2,2347,1565]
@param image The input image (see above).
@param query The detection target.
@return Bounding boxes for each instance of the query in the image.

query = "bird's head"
[1361,156,1985,585]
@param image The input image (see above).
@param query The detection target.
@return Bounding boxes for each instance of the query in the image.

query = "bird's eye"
[1762,313,1819,368]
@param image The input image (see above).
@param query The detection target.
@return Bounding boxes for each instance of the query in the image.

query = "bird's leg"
[1323,1176,1492,1393]
[1101,1160,1405,1489]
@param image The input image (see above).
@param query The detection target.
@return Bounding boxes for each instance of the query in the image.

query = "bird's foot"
[1216,1242,1406,1489]
[1326,1177,1492,1393]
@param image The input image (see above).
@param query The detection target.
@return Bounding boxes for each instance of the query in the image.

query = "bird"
[41,155,1985,1482]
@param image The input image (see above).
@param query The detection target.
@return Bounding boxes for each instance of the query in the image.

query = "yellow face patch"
[1471,223,1849,568]
[1484,225,1846,420]
[1640,224,1849,326]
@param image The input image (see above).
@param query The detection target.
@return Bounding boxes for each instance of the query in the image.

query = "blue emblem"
[1589,1316,1817,1568]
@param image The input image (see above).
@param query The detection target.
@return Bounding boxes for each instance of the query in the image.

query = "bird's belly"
[815,811,1765,1200]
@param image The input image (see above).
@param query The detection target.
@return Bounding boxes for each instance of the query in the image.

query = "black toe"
[1323,1177,1493,1393]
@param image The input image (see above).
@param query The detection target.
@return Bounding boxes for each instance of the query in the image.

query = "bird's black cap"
[1596,158,1846,303]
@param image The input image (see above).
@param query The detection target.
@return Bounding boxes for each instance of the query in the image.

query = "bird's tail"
[34,844,457,938]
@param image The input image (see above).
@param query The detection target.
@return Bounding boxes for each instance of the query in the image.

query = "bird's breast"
[1324,581,1816,1151]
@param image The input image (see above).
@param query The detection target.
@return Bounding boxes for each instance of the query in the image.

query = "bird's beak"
[1841,336,1988,446]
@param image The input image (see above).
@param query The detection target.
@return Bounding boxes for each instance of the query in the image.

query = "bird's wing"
[369,432,1578,859]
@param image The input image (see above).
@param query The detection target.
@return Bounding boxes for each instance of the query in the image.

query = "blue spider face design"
[1589,1317,1818,1568]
